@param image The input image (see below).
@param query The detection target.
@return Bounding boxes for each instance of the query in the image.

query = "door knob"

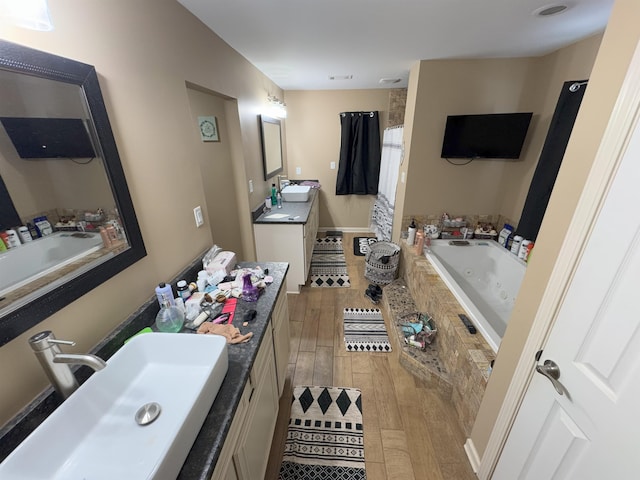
[535,359,567,396]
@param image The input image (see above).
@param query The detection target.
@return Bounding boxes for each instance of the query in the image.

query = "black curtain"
[335,111,381,195]
[0,175,21,231]
[517,80,587,241]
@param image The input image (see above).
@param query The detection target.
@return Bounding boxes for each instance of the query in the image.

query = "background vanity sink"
[281,185,311,202]
[0,332,228,479]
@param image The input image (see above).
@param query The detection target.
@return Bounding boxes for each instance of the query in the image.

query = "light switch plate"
[248,180,254,193]
[193,206,204,227]
[296,167,301,175]
[330,162,336,169]
[401,171,406,183]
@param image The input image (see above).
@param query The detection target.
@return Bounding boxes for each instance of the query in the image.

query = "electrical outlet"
[193,206,204,227]
[296,167,301,175]
[330,162,336,169]
[248,180,253,193]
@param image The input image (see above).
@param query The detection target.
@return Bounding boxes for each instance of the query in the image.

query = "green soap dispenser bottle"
[271,183,277,206]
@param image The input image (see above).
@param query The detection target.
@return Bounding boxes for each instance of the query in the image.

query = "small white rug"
[310,237,351,288]
[279,386,365,480]
[343,308,392,352]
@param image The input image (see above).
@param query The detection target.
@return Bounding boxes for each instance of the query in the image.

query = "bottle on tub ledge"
[407,218,417,246]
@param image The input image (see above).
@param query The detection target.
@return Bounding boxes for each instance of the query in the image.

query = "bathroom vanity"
[0,257,290,480]
[253,189,319,293]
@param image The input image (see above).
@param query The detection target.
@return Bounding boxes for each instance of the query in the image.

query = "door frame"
[477,39,640,479]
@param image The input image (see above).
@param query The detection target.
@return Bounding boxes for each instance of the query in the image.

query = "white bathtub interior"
[425,239,526,351]
[0,232,113,315]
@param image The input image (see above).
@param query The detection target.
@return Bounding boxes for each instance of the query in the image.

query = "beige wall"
[0,0,282,427]
[471,0,640,457]
[283,89,392,229]
[397,36,601,239]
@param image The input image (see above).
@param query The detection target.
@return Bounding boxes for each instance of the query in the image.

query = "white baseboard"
[317,227,373,234]
[464,438,481,474]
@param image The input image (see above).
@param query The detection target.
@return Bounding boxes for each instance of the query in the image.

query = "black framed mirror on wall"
[0,40,146,347]
[259,115,284,181]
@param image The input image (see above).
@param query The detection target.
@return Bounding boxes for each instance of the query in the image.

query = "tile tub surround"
[401,213,517,234]
[391,241,496,436]
[0,255,289,480]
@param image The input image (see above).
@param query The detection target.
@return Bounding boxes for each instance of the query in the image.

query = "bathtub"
[424,239,526,351]
[0,231,105,299]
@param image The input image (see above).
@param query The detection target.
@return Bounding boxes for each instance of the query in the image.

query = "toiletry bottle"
[99,227,112,248]
[18,226,32,243]
[0,235,7,252]
[276,192,282,208]
[26,222,39,239]
[0,232,9,250]
[510,235,523,255]
[518,240,531,260]
[414,231,425,254]
[407,219,417,246]
[271,183,278,207]
[242,273,259,302]
[265,197,272,209]
[176,280,190,301]
[5,229,21,248]
[155,294,184,333]
[155,282,175,307]
[197,270,208,292]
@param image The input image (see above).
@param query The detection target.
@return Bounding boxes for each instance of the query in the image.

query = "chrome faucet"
[29,331,107,399]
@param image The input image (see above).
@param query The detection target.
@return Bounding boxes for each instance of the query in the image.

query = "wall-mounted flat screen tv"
[0,117,96,159]
[441,112,533,159]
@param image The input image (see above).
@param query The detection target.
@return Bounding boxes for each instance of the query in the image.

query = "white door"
[493,105,640,478]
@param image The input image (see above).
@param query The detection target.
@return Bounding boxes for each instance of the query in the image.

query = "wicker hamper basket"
[365,241,401,285]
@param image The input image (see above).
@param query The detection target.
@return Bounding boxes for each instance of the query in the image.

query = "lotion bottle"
[407,219,417,246]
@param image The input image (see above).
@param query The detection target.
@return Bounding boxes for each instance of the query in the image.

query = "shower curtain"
[335,111,381,195]
[370,126,403,241]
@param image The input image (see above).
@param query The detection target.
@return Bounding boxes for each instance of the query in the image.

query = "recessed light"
[533,4,569,16]
[379,78,402,85]
[328,75,353,81]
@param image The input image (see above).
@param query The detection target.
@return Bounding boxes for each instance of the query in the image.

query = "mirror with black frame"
[259,115,283,181]
[0,40,146,347]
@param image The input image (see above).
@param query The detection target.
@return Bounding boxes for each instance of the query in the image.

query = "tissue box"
[206,251,236,275]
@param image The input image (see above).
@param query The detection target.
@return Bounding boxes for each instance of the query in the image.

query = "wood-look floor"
[265,233,477,480]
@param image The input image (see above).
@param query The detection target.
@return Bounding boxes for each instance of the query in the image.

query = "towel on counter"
[370,126,403,241]
[196,323,253,344]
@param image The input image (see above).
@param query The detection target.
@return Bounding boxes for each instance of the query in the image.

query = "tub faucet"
[29,331,107,400]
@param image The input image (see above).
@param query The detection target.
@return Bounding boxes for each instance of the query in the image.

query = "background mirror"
[260,115,283,180]
[0,40,145,347]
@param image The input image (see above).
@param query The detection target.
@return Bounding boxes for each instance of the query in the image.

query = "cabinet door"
[271,288,290,396]
[233,330,279,480]
[303,195,319,278]
[209,382,250,480]
[254,223,305,293]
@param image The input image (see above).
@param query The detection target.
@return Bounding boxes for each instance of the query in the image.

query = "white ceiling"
[177,0,614,91]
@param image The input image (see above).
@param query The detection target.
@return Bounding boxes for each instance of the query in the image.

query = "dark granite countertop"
[0,254,289,480]
[253,188,317,224]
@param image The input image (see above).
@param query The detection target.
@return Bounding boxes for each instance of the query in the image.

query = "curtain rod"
[340,111,375,117]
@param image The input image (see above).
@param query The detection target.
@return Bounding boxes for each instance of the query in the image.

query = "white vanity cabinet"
[254,192,319,293]
[209,287,289,480]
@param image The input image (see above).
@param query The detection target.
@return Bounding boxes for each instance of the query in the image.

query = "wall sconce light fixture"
[267,95,287,119]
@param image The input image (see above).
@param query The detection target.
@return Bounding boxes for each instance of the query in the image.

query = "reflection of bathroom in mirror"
[259,115,283,180]
[0,40,145,346]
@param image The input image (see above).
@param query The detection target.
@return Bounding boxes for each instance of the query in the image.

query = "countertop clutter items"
[0,250,290,480]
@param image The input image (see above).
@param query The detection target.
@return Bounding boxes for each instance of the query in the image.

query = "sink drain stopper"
[135,402,162,426]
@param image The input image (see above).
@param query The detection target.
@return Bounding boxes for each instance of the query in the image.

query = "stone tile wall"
[394,240,496,435]
[387,89,407,128]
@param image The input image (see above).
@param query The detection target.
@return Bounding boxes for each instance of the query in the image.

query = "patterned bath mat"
[343,308,392,352]
[353,236,378,256]
[310,236,351,288]
[279,386,365,480]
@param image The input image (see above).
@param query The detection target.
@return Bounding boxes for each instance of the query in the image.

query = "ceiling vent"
[534,4,569,17]
[379,78,402,85]
[328,75,353,81]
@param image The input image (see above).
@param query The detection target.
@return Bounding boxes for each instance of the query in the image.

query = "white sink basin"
[0,333,228,479]
[281,184,311,202]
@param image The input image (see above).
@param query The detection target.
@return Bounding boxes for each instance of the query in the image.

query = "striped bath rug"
[310,236,351,288]
[278,386,365,480]
[343,308,392,352]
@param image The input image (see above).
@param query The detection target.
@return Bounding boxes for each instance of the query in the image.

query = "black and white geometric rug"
[353,236,378,256]
[279,386,365,480]
[343,308,392,352]
[310,236,351,288]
